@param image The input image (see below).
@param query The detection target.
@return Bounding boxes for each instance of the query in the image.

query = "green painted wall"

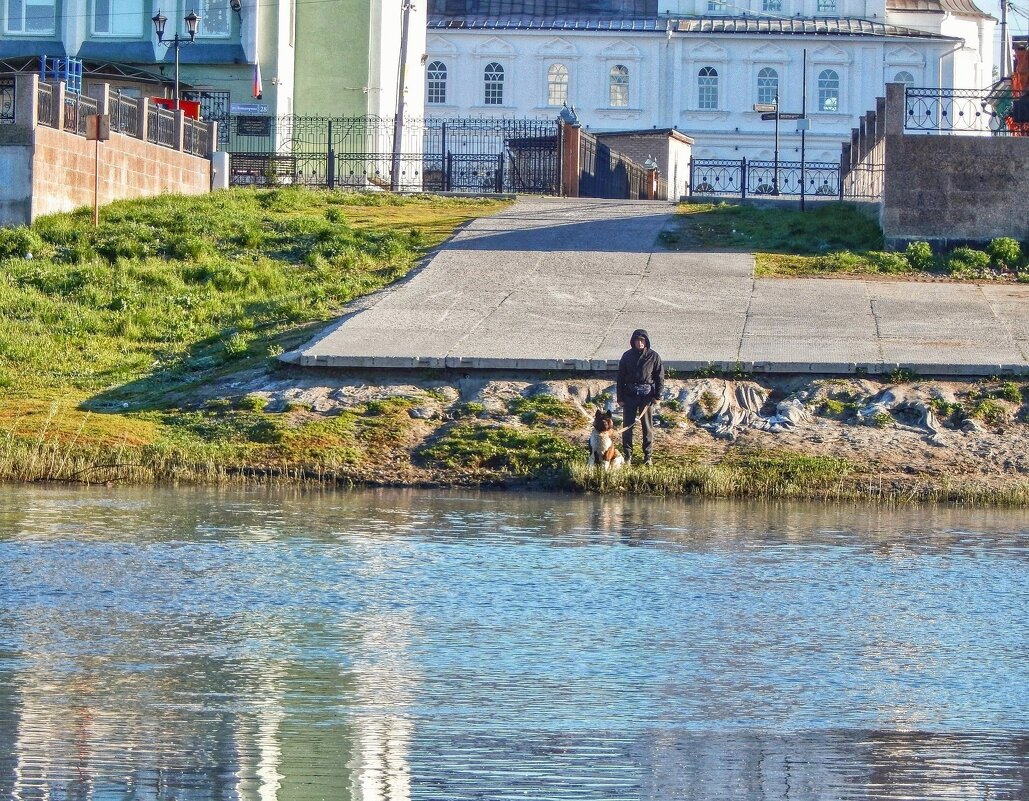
[294,0,370,116]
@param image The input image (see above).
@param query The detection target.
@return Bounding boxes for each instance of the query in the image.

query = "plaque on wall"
[236,116,272,136]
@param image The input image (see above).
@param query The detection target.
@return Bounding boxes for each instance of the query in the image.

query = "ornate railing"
[182,116,209,157]
[37,81,56,128]
[110,92,140,137]
[0,78,14,124]
[63,92,98,136]
[690,158,863,199]
[904,87,1028,136]
[147,104,176,148]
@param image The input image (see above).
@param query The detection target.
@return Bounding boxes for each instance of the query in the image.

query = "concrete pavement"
[285,197,1029,376]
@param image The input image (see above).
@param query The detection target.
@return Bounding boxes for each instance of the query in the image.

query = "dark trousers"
[622,399,653,461]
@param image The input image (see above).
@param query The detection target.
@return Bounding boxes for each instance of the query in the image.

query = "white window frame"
[893,70,914,85]
[547,62,568,107]
[697,66,718,110]
[817,68,840,112]
[816,0,837,12]
[484,62,505,106]
[762,0,783,9]
[609,64,629,108]
[427,60,447,104]
[196,0,231,38]
[5,0,56,34]
[757,66,778,106]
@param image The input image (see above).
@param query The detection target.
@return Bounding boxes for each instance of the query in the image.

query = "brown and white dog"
[588,410,625,470]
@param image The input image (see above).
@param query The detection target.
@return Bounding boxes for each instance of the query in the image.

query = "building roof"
[886,0,993,18]
[430,14,958,38]
[596,127,695,143]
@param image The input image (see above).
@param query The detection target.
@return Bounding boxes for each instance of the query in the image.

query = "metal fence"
[63,92,98,136]
[37,81,55,128]
[110,92,139,136]
[0,78,13,124]
[689,158,856,199]
[225,115,560,193]
[579,131,648,199]
[904,86,1029,136]
[147,104,176,148]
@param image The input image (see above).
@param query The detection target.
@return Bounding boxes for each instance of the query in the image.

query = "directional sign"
[761,111,805,121]
[753,103,777,112]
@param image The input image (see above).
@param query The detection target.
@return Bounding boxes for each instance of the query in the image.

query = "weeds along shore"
[2,190,1028,505]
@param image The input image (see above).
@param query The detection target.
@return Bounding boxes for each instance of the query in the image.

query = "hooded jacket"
[617,328,664,404]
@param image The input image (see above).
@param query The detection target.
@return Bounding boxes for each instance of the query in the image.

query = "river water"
[0,485,1027,801]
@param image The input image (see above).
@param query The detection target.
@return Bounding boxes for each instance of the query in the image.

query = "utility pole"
[773,92,780,195]
[800,49,807,211]
[391,0,413,192]
[999,0,1011,81]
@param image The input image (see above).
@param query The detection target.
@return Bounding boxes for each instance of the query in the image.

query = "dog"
[587,410,625,470]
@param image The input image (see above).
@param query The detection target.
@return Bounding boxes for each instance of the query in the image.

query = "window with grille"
[893,70,914,85]
[762,0,783,10]
[609,64,629,107]
[698,66,718,110]
[7,0,55,33]
[547,63,568,107]
[484,62,504,105]
[816,0,836,11]
[757,67,778,106]
[427,61,447,104]
[706,0,729,11]
[818,68,839,111]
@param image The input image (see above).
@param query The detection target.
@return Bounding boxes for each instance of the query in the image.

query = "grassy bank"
[0,189,508,483]
[661,202,1029,280]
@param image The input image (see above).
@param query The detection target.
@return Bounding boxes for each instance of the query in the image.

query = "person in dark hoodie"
[616,328,664,465]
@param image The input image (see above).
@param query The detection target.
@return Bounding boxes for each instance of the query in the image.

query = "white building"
[424,0,995,161]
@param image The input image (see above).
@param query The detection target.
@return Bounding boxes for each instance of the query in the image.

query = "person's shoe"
[642,456,653,466]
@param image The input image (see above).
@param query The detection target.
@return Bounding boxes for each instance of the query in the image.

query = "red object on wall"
[150,98,202,120]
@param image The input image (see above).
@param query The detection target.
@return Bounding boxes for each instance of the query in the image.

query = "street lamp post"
[152,9,200,110]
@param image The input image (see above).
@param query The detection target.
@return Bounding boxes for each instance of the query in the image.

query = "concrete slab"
[289,197,1029,376]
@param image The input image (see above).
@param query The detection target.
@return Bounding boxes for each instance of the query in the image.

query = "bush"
[905,241,935,271]
[865,251,911,274]
[0,226,46,260]
[994,381,1023,404]
[987,237,1022,269]
[946,247,991,277]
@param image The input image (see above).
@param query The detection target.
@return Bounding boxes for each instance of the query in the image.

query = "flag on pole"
[252,60,263,98]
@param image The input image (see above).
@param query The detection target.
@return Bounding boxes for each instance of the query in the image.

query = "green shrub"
[905,241,935,271]
[993,381,1023,404]
[0,226,46,260]
[508,394,578,424]
[970,398,1007,426]
[872,411,893,428]
[865,251,911,274]
[946,247,991,276]
[987,237,1021,269]
[222,331,251,358]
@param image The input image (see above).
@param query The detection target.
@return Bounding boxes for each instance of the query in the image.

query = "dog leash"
[572,397,653,435]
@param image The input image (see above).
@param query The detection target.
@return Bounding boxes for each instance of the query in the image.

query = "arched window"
[427,61,447,105]
[762,0,783,10]
[698,66,718,110]
[757,67,778,106]
[484,62,504,105]
[609,64,629,107]
[818,68,840,111]
[548,63,569,107]
[893,70,914,85]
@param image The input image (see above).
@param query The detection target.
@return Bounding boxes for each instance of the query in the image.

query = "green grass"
[417,424,580,475]
[0,188,508,482]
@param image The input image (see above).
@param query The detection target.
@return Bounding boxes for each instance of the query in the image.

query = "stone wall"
[0,74,213,227]
[843,83,1029,249]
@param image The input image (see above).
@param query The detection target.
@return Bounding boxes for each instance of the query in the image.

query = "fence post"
[326,119,335,189]
[446,151,452,192]
[688,157,694,196]
[496,152,503,193]
[136,97,149,141]
[55,80,66,131]
[741,157,747,200]
[174,109,186,152]
[86,81,110,115]
[207,120,219,157]
[560,121,581,198]
[838,162,844,200]
[14,73,39,128]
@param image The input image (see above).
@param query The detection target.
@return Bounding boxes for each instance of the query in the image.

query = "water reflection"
[0,486,1027,800]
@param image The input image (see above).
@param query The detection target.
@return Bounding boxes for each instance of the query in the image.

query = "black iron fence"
[0,78,13,124]
[225,115,560,193]
[689,158,852,199]
[904,86,1029,136]
[62,92,98,136]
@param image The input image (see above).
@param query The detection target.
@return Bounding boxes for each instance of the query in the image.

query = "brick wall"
[31,125,210,220]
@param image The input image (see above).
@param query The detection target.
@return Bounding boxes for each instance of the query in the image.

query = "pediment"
[599,39,641,60]
[426,35,457,55]
[749,43,788,62]
[536,36,578,57]
[687,41,728,60]
[473,36,516,56]
[885,44,924,65]
[809,43,848,62]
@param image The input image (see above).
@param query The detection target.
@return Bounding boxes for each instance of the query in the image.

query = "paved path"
[287,197,1029,376]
